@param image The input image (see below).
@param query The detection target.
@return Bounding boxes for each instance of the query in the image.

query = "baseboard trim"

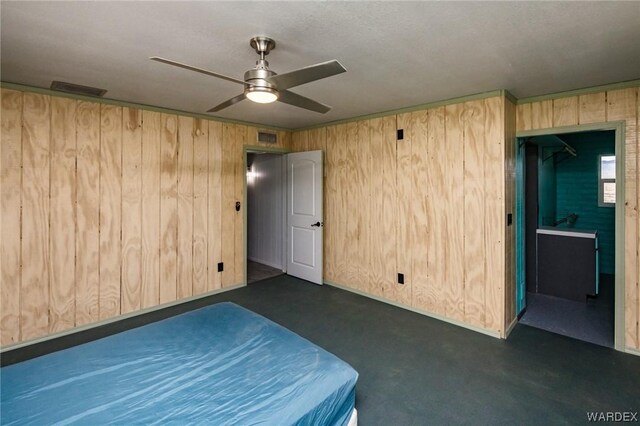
[624,347,640,357]
[504,317,518,339]
[0,283,245,359]
[324,280,501,339]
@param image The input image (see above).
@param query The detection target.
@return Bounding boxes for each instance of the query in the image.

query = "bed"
[1,302,359,425]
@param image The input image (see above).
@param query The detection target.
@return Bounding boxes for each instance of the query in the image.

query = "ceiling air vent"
[257,130,277,144]
[50,81,107,97]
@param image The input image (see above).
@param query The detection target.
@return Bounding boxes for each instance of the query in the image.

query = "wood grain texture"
[380,116,398,298]
[504,98,518,332]
[21,93,51,339]
[234,125,246,285]
[221,123,236,287]
[177,116,194,300]
[329,124,349,281]
[552,96,578,127]
[444,103,465,321]
[344,122,360,289]
[607,88,638,349]
[208,121,223,291]
[75,101,100,326]
[368,118,385,298]
[49,97,77,332]
[308,128,327,152]
[516,103,531,132]
[159,114,178,304]
[192,119,209,295]
[292,130,308,152]
[394,113,413,306]
[530,100,553,130]
[462,100,487,327]
[99,104,122,320]
[1,89,22,344]
[141,110,161,309]
[579,92,607,124]
[324,126,338,283]
[356,120,371,294]
[121,108,142,314]
[484,97,505,332]
[409,111,432,312]
[426,107,446,315]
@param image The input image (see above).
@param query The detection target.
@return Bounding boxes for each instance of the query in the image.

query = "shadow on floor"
[247,260,284,284]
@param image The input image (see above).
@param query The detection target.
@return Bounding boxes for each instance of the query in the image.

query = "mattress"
[1,302,358,425]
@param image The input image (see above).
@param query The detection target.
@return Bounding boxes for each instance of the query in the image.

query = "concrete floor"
[247,260,284,283]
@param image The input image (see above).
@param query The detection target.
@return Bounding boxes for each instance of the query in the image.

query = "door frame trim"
[515,121,626,351]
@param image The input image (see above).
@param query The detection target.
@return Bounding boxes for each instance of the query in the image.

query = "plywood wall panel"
[484,97,505,332]
[462,101,487,327]
[121,108,142,314]
[98,105,122,320]
[504,99,518,331]
[344,123,360,289]
[608,88,638,349]
[330,124,349,282]
[49,97,76,332]
[1,89,23,344]
[177,116,194,300]
[208,121,223,291]
[220,123,236,287]
[356,121,372,293]
[159,114,178,304]
[141,110,161,309]
[410,111,433,312]
[21,93,51,339]
[516,103,531,132]
[426,107,446,316]
[444,103,465,321]
[368,118,385,298]
[292,130,308,152]
[192,119,209,295]
[380,116,398,297]
[394,113,413,306]
[234,125,246,285]
[579,92,607,124]
[74,101,100,326]
[308,128,327,152]
[530,100,553,130]
[552,96,578,127]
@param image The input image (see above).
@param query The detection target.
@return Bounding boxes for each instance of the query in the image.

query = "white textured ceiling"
[2,1,639,129]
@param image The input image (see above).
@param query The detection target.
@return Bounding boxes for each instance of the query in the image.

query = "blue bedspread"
[1,302,358,425]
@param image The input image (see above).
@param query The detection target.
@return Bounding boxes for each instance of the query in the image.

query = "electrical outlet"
[507,213,513,226]
[397,273,404,284]
[218,262,224,272]
[397,129,404,140]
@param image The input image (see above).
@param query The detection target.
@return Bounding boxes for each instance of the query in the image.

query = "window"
[599,155,616,207]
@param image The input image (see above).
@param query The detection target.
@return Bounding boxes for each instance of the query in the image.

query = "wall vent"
[257,130,277,144]
[50,81,107,97]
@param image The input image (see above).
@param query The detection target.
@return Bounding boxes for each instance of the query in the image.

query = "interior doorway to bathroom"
[516,129,618,347]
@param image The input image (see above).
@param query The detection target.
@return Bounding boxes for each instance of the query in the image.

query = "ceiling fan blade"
[150,57,247,86]
[277,90,331,114]
[207,93,246,112]
[267,60,346,90]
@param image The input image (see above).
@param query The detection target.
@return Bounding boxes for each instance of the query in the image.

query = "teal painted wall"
[553,131,615,274]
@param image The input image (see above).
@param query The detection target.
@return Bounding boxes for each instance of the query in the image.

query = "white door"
[287,150,323,284]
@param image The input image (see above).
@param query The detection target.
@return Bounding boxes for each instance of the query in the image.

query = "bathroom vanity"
[536,227,599,302]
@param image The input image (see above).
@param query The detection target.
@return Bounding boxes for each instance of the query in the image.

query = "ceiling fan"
[150,37,346,114]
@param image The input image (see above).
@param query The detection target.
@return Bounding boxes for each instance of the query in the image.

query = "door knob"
[311,221,322,227]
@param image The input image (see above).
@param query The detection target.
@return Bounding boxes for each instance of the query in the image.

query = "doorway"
[246,151,287,283]
[245,148,325,285]
[515,124,625,350]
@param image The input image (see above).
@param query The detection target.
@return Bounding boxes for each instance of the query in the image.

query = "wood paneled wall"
[293,96,512,336]
[0,88,291,346]
[516,87,640,350]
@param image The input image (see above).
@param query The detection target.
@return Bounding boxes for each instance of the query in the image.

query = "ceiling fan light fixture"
[245,86,278,104]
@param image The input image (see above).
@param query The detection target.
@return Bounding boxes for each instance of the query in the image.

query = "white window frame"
[598,154,615,207]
